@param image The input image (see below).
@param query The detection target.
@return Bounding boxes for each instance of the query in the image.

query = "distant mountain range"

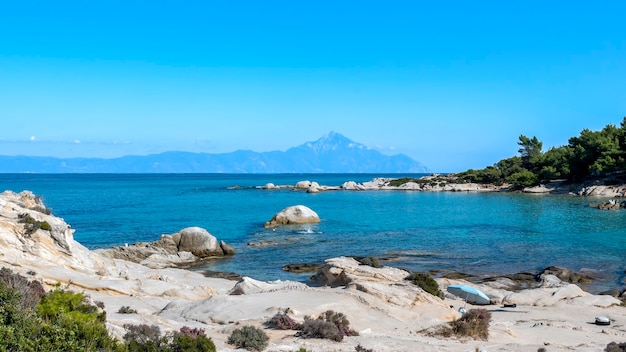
[0,132,428,173]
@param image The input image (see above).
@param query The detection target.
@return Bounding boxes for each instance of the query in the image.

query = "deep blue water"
[1,173,625,292]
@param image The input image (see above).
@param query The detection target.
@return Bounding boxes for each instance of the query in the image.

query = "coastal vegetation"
[297,310,359,342]
[123,324,216,352]
[265,312,303,330]
[118,305,138,314]
[265,310,359,343]
[457,117,626,188]
[437,308,492,340]
[406,272,444,298]
[0,272,121,351]
[227,325,269,351]
[0,267,217,352]
[18,213,52,235]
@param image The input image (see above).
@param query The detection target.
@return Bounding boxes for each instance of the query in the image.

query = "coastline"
[256,174,626,198]
[1,190,626,351]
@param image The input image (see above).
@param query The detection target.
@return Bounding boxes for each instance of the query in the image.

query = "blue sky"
[1,1,625,172]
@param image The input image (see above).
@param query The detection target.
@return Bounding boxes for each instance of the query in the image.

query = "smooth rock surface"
[264,205,320,227]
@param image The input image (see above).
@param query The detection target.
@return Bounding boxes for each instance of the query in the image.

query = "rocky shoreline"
[2,190,626,351]
[255,174,626,199]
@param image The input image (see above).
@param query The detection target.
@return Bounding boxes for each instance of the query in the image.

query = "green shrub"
[227,325,269,351]
[438,308,491,340]
[37,289,106,323]
[39,221,52,231]
[407,272,443,298]
[123,324,217,352]
[118,305,138,314]
[0,268,122,351]
[18,213,52,235]
[388,177,432,186]
[297,310,358,342]
[171,326,216,352]
[36,289,117,350]
[265,313,302,330]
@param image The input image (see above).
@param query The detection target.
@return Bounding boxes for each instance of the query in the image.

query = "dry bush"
[123,323,162,346]
[0,267,45,310]
[438,308,491,340]
[606,342,626,352]
[297,310,358,342]
[265,313,302,330]
[355,344,375,352]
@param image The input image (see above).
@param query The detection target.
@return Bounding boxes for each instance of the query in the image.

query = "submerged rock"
[282,263,322,273]
[593,199,626,210]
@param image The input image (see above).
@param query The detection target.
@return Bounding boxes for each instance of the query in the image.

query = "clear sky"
[1,1,625,172]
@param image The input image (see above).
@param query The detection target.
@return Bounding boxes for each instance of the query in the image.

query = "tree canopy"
[457,116,626,189]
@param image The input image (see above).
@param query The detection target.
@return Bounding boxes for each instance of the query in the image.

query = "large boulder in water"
[172,227,224,257]
[264,205,320,228]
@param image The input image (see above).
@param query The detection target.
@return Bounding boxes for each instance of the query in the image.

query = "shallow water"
[2,173,625,292]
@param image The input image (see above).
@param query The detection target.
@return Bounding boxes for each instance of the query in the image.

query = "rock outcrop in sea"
[255,175,626,198]
[97,226,235,269]
[264,205,321,227]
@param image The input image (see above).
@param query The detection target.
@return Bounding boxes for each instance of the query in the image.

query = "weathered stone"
[595,199,626,210]
[99,227,232,268]
[220,240,236,255]
[264,205,320,227]
[172,227,223,257]
[294,180,312,189]
[538,266,594,285]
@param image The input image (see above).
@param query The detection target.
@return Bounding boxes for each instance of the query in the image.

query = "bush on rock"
[227,325,269,351]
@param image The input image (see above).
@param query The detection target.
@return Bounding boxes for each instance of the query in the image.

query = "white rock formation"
[341,181,365,190]
[294,180,312,189]
[264,205,320,227]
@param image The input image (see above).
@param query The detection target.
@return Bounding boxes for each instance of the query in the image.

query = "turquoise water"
[1,174,625,292]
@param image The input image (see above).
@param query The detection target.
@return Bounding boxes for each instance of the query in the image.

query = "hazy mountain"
[0,132,429,173]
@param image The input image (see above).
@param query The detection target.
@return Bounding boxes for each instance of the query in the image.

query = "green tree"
[537,146,572,180]
[506,169,538,189]
[518,135,543,170]
[568,125,623,177]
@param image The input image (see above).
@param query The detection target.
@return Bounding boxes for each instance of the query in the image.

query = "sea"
[1,173,625,293]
